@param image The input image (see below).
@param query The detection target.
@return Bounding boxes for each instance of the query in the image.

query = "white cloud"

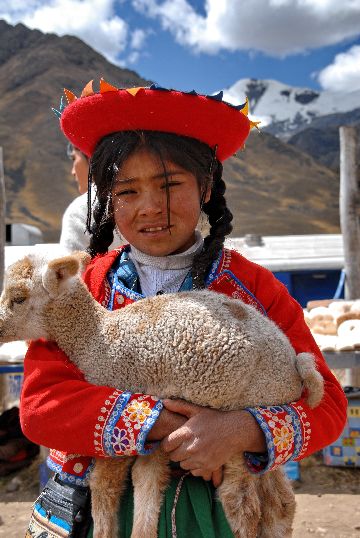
[126,50,140,64]
[317,45,360,92]
[130,28,148,50]
[0,0,148,65]
[131,0,360,57]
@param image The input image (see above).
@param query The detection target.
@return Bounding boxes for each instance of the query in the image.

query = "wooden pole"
[0,147,5,293]
[339,126,360,386]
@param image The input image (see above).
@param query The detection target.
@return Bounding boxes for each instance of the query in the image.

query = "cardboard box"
[323,390,360,467]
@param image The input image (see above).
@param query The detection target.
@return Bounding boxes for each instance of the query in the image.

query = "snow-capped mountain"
[222,79,360,138]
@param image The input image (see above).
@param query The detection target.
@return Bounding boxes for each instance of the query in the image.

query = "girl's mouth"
[141,225,172,233]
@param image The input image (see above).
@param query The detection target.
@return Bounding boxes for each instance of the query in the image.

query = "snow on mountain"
[222,79,360,137]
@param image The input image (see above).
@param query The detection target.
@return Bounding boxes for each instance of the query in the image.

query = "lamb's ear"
[72,251,91,272]
[42,255,80,296]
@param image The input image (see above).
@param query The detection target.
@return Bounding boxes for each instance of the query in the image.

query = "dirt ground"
[0,453,359,537]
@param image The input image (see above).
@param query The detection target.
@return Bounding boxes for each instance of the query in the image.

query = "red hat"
[56,79,258,162]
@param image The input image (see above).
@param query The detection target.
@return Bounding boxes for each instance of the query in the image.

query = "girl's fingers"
[164,446,187,462]
[163,399,201,417]
[161,426,192,453]
[191,469,212,481]
[179,458,202,471]
[211,467,223,488]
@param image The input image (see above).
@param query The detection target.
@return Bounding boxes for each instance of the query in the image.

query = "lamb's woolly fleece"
[3,255,315,410]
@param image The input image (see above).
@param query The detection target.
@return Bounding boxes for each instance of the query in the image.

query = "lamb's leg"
[217,456,261,538]
[130,449,170,538]
[90,456,134,538]
[257,468,296,538]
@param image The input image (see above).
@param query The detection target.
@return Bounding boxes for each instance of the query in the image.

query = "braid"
[87,133,122,257]
[192,161,233,289]
[87,197,115,258]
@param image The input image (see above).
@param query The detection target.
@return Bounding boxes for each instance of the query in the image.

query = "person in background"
[68,143,89,195]
[60,143,120,251]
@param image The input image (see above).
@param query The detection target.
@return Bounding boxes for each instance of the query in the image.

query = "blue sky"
[1,0,360,95]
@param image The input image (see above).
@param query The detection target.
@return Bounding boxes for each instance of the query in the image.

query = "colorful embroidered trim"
[101,393,163,457]
[47,452,94,487]
[246,404,304,474]
[209,270,267,315]
[290,402,312,459]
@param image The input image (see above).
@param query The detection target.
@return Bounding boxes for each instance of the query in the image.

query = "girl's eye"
[161,181,181,189]
[114,190,136,197]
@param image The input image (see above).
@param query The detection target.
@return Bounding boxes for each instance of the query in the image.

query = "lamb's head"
[0,251,90,343]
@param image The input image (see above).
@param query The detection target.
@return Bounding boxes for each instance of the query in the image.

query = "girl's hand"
[146,407,187,441]
[160,399,266,482]
[147,405,222,486]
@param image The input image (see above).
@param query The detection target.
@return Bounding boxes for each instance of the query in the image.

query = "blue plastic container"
[0,363,24,411]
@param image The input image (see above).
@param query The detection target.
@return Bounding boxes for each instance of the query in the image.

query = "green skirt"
[87,473,234,538]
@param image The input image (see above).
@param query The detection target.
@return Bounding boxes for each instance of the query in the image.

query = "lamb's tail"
[295,352,324,408]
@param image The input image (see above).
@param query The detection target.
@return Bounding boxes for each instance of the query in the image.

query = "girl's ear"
[203,185,212,204]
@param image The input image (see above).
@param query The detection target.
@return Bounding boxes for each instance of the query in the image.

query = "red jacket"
[20,247,347,485]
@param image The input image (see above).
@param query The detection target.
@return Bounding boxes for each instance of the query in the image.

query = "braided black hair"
[87,131,233,285]
[191,160,233,288]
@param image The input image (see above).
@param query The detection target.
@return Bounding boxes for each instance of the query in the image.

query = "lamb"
[0,251,324,538]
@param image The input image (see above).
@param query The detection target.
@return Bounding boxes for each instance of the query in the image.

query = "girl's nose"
[138,191,164,216]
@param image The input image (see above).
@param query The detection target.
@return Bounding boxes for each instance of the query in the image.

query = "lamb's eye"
[13,297,26,305]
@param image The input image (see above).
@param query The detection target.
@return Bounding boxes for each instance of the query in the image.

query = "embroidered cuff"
[48,450,94,486]
[245,405,304,474]
[97,390,163,457]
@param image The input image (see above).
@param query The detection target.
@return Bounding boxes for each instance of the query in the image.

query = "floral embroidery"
[102,392,136,456]
[111,427,131,453]
[274,425,293,451]
[100,393,163,456]
[127,400,152,425]
[246,404,304,474]
[94,389,130,457]
[136,399,163,455]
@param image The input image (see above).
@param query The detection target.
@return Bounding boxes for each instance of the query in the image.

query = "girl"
[21,82,347,538]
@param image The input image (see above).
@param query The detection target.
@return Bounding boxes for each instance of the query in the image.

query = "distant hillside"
[288,109,360,171]
[0,20,149,241]
[0,21,340,240]
[224,131,339,237]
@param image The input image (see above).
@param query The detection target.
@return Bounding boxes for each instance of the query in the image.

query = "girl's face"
[112,147,210,256]
[70,149,89,195]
